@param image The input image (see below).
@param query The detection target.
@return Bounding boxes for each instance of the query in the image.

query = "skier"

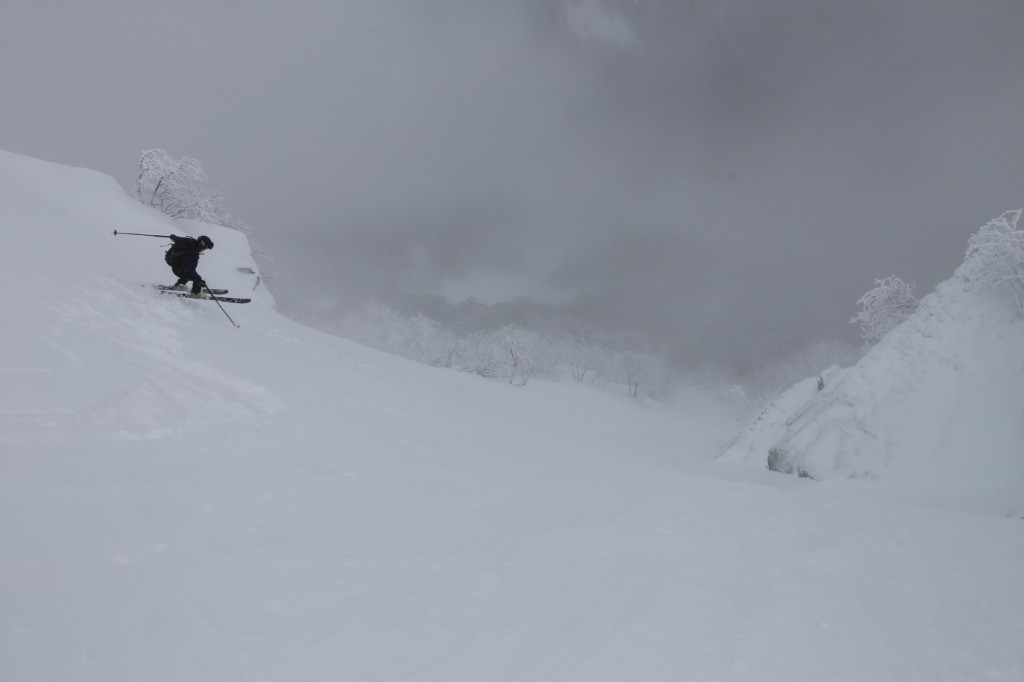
[165,234,214,296]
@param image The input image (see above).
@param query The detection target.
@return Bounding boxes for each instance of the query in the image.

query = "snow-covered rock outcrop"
[723,216,1024,515]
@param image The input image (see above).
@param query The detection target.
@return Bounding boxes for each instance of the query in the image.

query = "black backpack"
[164,239,191,266]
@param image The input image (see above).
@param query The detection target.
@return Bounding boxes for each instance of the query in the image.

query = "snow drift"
[2,149,1022,681]
[723,214,1024,516]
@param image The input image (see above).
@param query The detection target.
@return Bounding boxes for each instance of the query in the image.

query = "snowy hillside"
[722,231,1024,517]
[2,149,1022,681]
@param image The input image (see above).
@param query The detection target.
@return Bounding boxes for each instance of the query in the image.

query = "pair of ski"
[148,284,251,304]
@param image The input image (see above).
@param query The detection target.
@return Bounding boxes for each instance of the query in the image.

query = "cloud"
[3,0,1023,367]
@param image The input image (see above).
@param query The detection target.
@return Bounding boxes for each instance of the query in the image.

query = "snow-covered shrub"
[960,209,1024,313]
[135,149,250,232]
[851,276,918,343]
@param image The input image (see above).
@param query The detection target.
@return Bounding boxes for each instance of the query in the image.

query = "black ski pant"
[170,263,205,295]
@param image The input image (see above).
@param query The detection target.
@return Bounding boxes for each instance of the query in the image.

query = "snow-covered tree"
[557,337,602,383]
[136,149,210,218]
[442,338,462,369]
[458,330,499,379]
[336,299,679,397]
[343,304,453,367]
[851,276,918,344]
[495,325,539,386]
[135,149,250,232]
[457,326,539,386]
[960,209,1024,313]
[401,313,453,367]
[610,349,668,400]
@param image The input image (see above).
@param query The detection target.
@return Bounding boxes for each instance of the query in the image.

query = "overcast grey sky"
[3,0,1023,365]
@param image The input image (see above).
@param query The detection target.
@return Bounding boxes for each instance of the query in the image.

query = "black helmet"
[197,235,214,250]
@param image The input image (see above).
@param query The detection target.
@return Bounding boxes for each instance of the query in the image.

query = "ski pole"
[205,286,240,329]
[112,230,171,238]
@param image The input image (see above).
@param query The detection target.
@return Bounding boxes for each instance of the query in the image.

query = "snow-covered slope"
[1,150,277,443]
[722,248,1024,516]
[2,149,1022,681]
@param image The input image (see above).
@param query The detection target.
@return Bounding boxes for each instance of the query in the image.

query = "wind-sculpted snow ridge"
[722,238,1024,515]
